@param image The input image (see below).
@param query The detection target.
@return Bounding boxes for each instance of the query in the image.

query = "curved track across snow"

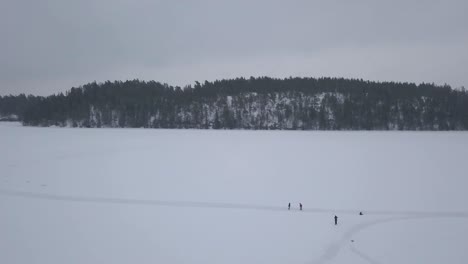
[3,188,468,264]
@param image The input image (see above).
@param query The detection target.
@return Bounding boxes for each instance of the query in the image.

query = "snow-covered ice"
[1,122,468,264]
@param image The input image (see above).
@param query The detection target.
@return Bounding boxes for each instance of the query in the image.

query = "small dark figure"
[334,215,338,225]
[299,203,303,210]
[288,203,291,210]
[359,212,363,215]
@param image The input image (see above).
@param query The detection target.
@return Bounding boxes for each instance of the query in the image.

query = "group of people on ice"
[288,202,364,225]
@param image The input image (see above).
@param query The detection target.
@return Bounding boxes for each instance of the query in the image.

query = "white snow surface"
[1,121,468,264]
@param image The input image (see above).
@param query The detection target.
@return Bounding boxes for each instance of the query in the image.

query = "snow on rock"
[0,114,19,121]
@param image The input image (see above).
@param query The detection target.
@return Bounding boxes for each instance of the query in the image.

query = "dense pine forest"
[1,77,468,130]
[0,94,40,121]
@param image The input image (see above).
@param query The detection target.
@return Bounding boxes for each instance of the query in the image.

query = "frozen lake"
[1,122,468,264]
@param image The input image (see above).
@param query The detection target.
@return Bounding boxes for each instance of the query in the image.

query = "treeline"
[0,94,41,121]
[1,77,468,130]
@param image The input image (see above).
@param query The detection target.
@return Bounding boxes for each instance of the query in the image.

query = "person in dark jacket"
[299,203,303,210]
[288,203,291,210]
[334,215,338,225]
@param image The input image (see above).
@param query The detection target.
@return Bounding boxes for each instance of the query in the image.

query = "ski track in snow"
[0,189,287,212]
[2,189,468,217]
[2,188,468,264]
[308,216,416,264]
[309,214,468,264]
[349,244,382,264]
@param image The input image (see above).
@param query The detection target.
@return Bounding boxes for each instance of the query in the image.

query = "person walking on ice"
[299,203,303,211]
[334,215,338,225]
[288,203,291,210]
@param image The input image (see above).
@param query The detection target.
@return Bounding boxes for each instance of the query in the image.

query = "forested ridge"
[1,77,468,130]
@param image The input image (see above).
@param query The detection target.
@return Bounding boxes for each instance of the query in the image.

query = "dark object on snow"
[359,212,363,215]
[299,203,303,210]
[334,215,338,225]
[288,203,291,210]
[351,240,354,242]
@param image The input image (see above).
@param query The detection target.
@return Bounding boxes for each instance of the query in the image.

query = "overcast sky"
[1,0,467,95]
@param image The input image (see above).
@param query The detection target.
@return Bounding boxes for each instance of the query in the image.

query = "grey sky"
[1,0,467,96]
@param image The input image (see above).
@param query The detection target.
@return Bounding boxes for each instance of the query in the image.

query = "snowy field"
[1,121,468,264]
